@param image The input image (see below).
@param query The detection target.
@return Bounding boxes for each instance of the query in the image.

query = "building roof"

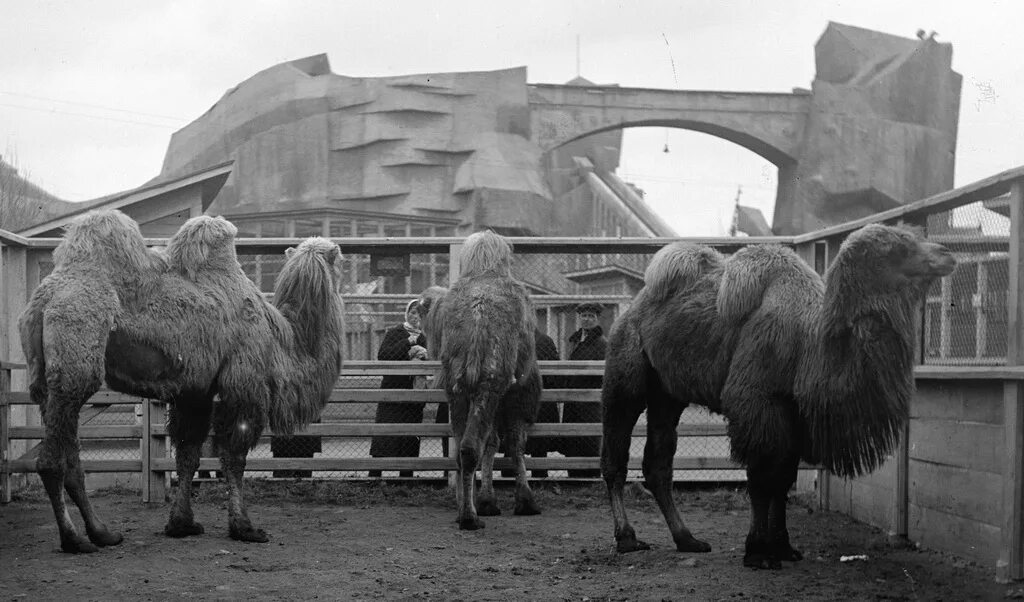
[733,204,773,236]
[16,161,233,237]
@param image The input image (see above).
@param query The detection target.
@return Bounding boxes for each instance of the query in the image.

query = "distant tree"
[0,151,45,232]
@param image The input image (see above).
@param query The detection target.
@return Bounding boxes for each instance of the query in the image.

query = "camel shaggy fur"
[19,209,345,552]
[421,232,542,529]
[601,224,956,569]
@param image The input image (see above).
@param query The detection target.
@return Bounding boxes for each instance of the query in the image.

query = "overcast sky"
[2,1,1022,235]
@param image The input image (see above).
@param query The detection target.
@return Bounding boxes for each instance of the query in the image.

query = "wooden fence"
[0,359,746,502]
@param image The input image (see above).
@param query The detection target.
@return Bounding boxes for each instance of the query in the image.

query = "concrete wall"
[826,378,1005,568]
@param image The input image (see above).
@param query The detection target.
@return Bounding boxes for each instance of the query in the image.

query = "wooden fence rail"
[0,360,747,505]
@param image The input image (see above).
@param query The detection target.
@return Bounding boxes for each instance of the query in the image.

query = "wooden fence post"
[141,399,167,503]
[796,238,832,512]
[1,367,10,503]
[1,243,29,495]
[1000,179,1024,582]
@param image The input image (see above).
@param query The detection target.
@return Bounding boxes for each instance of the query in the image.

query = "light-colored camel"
[420,232,542,529]
[19,209,345,552]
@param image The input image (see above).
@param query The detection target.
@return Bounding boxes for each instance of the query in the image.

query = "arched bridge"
[528,84,810,167]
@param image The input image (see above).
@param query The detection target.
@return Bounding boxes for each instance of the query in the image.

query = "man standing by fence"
[561,302,606,478]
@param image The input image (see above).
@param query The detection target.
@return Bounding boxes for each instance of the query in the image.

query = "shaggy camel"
[19,209,344,552]
[420,232,542,529]
[601,224,956,569]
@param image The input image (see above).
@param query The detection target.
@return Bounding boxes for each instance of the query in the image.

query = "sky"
[1,0,1022,236]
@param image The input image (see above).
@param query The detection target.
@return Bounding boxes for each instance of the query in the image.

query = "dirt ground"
[0,480,1014,601]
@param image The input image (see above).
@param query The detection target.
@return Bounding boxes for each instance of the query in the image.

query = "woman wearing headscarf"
[369,298,429,478]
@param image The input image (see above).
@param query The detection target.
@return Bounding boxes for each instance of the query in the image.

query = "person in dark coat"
[369,299,428,478]
[562,302,606,478]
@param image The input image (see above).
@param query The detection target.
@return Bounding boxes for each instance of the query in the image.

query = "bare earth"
[0,481,1012,601]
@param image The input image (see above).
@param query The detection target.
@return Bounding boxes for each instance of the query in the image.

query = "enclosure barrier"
[3,165,1024,580]
[0,360,750,503]
[790,166,1024,582]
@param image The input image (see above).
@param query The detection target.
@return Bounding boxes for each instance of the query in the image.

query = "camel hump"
[717,244,818,325]
[164,215,240,279]
[53,209,153,271]
[643,243,723,303]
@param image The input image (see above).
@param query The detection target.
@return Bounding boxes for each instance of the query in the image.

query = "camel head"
[417,285,449,320]
[274,236,344,359]
[164,215,241,280]
[830,224,957,292]
[460,230,513,278]
[417,285,449,359]
[280,236,344,295]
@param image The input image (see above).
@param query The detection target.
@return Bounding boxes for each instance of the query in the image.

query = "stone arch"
[551,118,797,168]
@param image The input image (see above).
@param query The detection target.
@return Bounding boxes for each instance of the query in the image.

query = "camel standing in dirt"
[19,209,345,552]
[421,232,542,529]
[601,224,956,568]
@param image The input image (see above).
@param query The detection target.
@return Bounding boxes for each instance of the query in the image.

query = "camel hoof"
[229,525,269,543]
[88,529,124,547]
[675,536,712,553]
[513,499,541,516]
[164,521,204,538]
[476,499,501,516]
[61,535,100,554]
[458,516,485,530]
[743,552,782,570]
[616,538,652,554]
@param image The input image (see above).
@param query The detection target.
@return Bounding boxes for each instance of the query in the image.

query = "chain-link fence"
[923,199,1010,365]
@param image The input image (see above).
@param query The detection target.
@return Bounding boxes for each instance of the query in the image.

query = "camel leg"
[455,384,503,531]
[644,397,711,554]
[744,460,780,569]
[476,430,501,516]
[449,391,482,530]
[450,432,467,520]
[455,435,483,530]
[213,400,268,543]
[164,397,213,537]
[601,376,650,553]
[63,443,123,549]
[508,421,540,516]
[741,443,802,568]
[727,393,800,569]
[217,446,267,543]
[37,397,102,553]
[768,452,803,562]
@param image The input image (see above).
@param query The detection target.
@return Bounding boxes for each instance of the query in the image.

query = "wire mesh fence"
[923,200,1010,365]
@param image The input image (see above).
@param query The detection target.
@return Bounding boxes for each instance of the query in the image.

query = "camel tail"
[643,243,722,303]
[460,378,506,451]
[452,316,493,392]
[17,298,46,404]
